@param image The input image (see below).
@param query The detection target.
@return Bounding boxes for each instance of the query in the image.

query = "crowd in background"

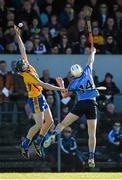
[0,0,122,54]
[0,0,122,171]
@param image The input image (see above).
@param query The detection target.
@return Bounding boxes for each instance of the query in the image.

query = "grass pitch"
[0,173,122,180]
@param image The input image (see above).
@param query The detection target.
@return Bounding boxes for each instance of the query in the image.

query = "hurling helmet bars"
[70,64,82,78]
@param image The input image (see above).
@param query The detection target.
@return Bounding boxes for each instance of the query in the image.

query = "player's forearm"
[88,51,95,65]
[42,82,63,91]
[16,34,26,58]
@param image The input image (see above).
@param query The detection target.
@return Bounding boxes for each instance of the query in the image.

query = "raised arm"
[14,25,29,63]
[87,47,96,68]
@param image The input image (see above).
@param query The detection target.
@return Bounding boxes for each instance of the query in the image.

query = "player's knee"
[35,122,42,129]
[46,116,54,126]
[88,132,96,139]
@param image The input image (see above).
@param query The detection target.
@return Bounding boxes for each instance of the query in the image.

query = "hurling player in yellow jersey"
[14,25,65,159]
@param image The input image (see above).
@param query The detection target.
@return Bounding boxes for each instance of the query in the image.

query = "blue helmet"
[15,60,26,72]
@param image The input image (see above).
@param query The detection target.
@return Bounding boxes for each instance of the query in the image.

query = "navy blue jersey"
[68,65,99,101]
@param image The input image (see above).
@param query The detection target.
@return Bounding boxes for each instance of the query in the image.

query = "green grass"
[0,173,122,179]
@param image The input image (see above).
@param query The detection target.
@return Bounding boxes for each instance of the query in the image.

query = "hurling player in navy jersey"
[44,47,98,168]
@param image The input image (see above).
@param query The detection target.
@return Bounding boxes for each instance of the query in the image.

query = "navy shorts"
[71,99,98,119]
[28,94,48,113]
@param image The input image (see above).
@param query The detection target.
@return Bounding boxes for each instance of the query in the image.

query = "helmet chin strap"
[21,65,30,72]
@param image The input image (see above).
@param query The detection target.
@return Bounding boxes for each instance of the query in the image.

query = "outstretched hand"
[56,77,64,88]
[14,25,21,36]
[91,47,96,54]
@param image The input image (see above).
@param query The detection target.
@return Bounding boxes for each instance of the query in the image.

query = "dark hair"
[0,60,6,64]
[105,72,113,79]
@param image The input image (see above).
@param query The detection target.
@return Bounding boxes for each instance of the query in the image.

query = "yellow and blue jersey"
[21,65,48,113]
[21,65,43,98]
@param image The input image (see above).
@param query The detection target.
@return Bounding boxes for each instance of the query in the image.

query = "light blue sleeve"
[83,65,92,75]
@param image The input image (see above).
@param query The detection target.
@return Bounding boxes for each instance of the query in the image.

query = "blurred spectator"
[104,35,118,54]
[25,40,34,54]
[33,35,47,54]
[103,17,118,38]
[84,46,91,54]
[40,69,56,85]
[4,25,16,45]
[78,34,88,54]
[39,3,53,26]
[0,60,13,103]
[99,72,120,102]
[59,3,74,28]
[62,72,76,110]
[10,60,27,101]
[98,3,109,29]
[63,71,74,88]
[59,35,71,54]
[115,10,122,53]
[115,9,122,31]
[45,90,54,98]
[60,127,85,171]
[5,43,17,54]
[0,0,122,54]
[0,26,4,53]
[6,11,15,23]
[107,121,122,161]
[74,115,87,138]
[40,26,52,52]
[68,18,86,43]
[87,0,99,19]
[99,103,121,138]
[49,15,61,39]
[0,0,6,28]
[92,70,99,86]
[116,0,122,8]
[17,0,38,26]
[10,60,27,125]
[0,60,14,124]
[30,18,41,36]
[61,105,70,119]
[66,47,72,54]
[25,103,33,120]
[112,3,119,15]
[51,45,59,54]
[20,21,30,42]
[92,26,105,54]
[46,94,57,119]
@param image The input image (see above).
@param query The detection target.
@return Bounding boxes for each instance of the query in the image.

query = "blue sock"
[22,138,31,150]
[35,135,44,146]
[89,152,94,159]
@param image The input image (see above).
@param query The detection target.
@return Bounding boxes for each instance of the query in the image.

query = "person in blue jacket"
[60,127,85,171]
[108,121,122,161]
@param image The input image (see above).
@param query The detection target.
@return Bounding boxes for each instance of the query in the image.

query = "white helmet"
[70,64,82,78]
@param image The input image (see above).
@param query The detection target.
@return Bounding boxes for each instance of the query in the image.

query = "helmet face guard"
[15,60,28,72]
[70,64,82,78]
